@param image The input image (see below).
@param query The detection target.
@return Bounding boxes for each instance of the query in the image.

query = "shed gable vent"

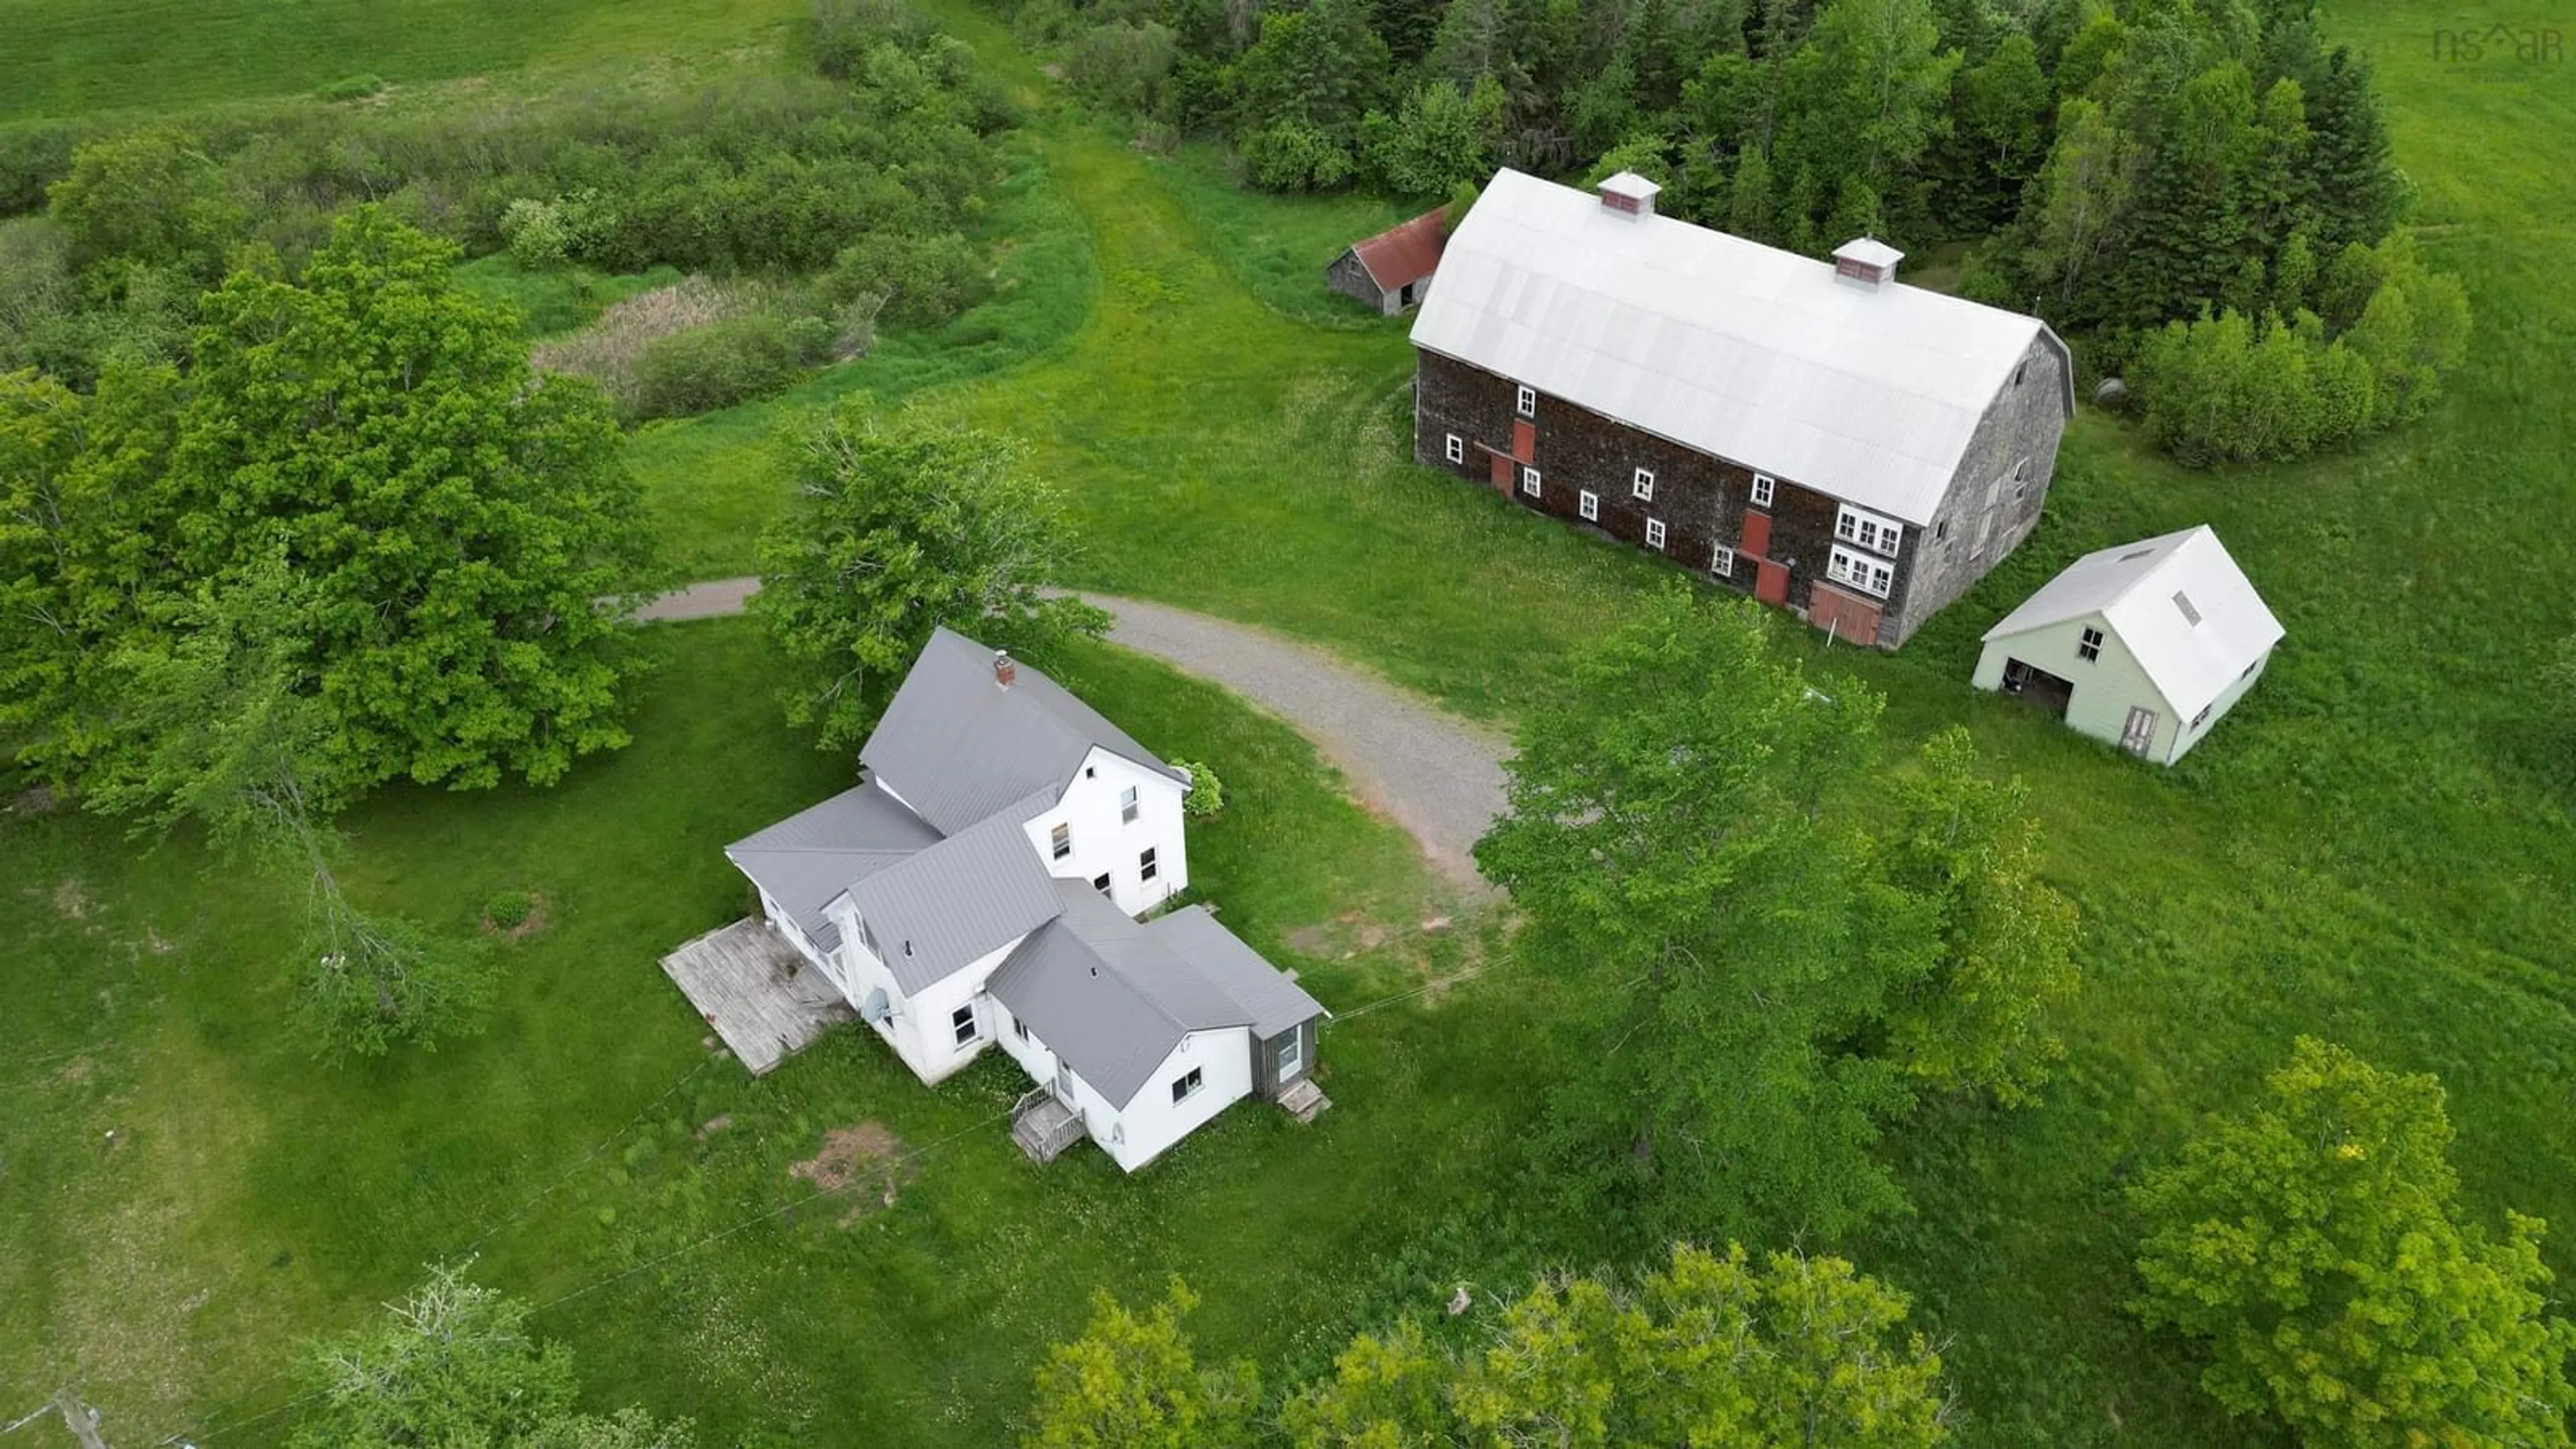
[1831,237,1904,290]
[2173,590,2202,626]
[1597,171,1660,222]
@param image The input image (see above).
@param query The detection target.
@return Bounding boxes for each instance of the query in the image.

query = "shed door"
[1754,560,1790,606]
[1055,1059,1077,1108]
[1740,511,1773,558]
[2120,706,2158,757]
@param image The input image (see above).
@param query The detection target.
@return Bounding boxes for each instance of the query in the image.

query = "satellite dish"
[861,988,891,1024]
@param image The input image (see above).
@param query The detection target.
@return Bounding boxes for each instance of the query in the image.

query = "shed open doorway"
[1998,657,2074,718]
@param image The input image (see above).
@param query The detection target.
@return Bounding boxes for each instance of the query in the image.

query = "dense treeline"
[1015,0,2465,464]
[0,7,1010,391]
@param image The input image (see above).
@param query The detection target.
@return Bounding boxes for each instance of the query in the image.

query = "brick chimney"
[1832,238,1904,290]
[993,651,1015,689]
[1598,171,1660,222]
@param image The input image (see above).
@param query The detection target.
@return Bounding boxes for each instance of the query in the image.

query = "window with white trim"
[1119,784,1139,823]
[1750,474,1776,508]
[1578,489,1599,521]
[2240,657,2259,680]
[1833,503,1904,557]
[1515,384,1536,418]
[2078,627,2104,662]
[1092,872,1112,895]
[1632,468,1655,501]
[1645,517,1666,550]
[1278,1029,1302,1076]
[1139,847,1159,882]
[1710,543,1735,577]
[1825,545,1893,598]
[951,1004,977,1046]
[1444,433,1464,464]
[1520,466,1541,497]
[1014,1014,1029,1041]
[1049,822,1071,859]
[2190,704,2212,730]
[1171,1066,1203,1104]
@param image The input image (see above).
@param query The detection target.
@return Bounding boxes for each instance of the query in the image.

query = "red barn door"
[1740,511,1773,558]
[1754,560,1790,606]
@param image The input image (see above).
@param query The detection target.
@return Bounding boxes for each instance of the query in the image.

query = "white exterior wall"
[822,894,1019,1085]
[1021,747,1189,917]
[1974,613,2182,763]
[988,1000,1254,1173]
[2159,647,2271,764]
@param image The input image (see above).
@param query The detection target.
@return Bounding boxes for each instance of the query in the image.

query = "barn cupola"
[1597,171,1660,222]
[1832,237,1904,290]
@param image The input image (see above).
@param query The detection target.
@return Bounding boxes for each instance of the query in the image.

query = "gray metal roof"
[859,628,1175,835]
[843,798,1065,994]
[724,782,941,949]
[990,883,1290,1109]
[1412,168,2070,526]
[1984,525,2284,718]
[1145,908,1328,1039]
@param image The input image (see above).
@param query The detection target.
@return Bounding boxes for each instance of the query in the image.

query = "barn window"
[1825,545,1893,598]
[2191,704,2213,730]
[2010,458,2030,502]
[1444,433,1464,465]
[1632,468,1655,501]
[1578,490,1599,521]
[1120,785,1140,822]
[2015,362,2028,387]
[1521,466,1542,497]
[1515,384,1537,419]
[2078,627,2104,662]
[1750,474,1776,508]
[1646,518,1667,550]
[1139,847,1159,883]
[951,1004,977,1046]
[1710,544,1735,577]
[1833,504,1903,557]
[1050,822,1071,859]
[1092,872,1112,895]
[1171,1066,1204,1104]
[2240,657,2260,680]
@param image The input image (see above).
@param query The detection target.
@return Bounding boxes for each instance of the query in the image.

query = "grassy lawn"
[0,0,807,121]
[7,0,2575,1444]
[0,620,1493,1443]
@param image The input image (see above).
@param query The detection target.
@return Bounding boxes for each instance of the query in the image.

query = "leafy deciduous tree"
[1025,1281,1258,1449]
[751,405,1104,749]
[2131,1038,2576,1446]
[1880,727,2079,1104]
[1475,588,1932,1245]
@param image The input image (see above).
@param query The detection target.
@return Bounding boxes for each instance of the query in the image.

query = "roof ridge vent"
[1832,237,1904,290]
[1598,171,1660,221]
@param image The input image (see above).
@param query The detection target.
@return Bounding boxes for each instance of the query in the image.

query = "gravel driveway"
[637,580,1509,892]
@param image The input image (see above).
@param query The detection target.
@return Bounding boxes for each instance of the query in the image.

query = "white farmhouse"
[716,627,1328,1170]
[1974,526,2283,765]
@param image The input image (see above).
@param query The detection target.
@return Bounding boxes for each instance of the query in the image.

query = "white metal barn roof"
[1983,526,2285,718]
[1411,168,2069,525]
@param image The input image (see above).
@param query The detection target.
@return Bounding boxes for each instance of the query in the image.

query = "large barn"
[1410,168,2075,649]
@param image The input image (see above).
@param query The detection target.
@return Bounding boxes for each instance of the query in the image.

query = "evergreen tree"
[2303,46,2402,252]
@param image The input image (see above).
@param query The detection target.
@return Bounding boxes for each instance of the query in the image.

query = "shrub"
[484,890,535,931]
[1065,20,1179,115]
[826,230,985,329]
[810,0,926,79]
[532,274,765,414]
[317,73,386,102]
[1177,760,1223,818]
[1238,119,1354,193]
[627,312,802,421]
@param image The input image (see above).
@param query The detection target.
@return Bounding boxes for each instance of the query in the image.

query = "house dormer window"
[1750,474,1775,508]
[1051,822,1071,859]
[1120,785,1140,823]
[1833,504,1902,557]
[1515,384,1536,419]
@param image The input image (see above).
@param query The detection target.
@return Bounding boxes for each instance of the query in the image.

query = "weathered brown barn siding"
[1326,249,1391,313]
[1252,1020,1316,1102]
[1413,340,2070,648]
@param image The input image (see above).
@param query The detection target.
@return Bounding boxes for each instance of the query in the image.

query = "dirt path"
[637,581,1508,892]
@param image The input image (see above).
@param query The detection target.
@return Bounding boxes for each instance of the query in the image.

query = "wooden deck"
[659,918,854,1075]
